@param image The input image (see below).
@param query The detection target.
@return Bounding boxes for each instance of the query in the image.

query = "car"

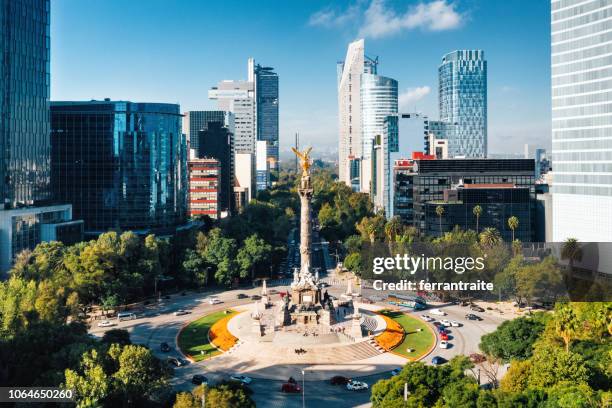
[346,380,368,391]
[440,333,449,341]
[191,375,208,385]
[330,376,350,385]
[450,321,461,327]
[230,375,252,384]
[470,304,485,312]
[160,342,171,352]
[431,356,447,365]
[440,319,451,327]
[117,312,137,321]
[209,298,222,305]
[430,309,446,316]
[390,368,401,376]
[281,383,301,393]
[420,314,432,321]
[236,293,248,299]
[97,320,115,327]
[465,313,483,321]
[320,282,330,288]
[269,289,278,294]
[173,309,190,316]
[437,326,446,334]
[250,295,262,301]
[439,340,449,349]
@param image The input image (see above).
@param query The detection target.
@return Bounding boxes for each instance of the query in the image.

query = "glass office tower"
[439,50,487,158]
[551,0,612,242]
[0,0,52,207]
[184,111,234,153]
[255,64,279,171]
[50,101,186,236]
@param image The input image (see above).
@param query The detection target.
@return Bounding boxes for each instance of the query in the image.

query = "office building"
[51,101,185,236]
[256,140,269,192]
[235,153,255,203]
[0,0,83,272]
[393,159,417,224]
[427,120,455,154]
[411,159,535,233]
[184,111,234,153]
[255,64,279,171]
[439,50,487,158]
[551,1,612,242]
[338,39,398,192]
[424,184,534,242]
[197,122,234,215]
[187,158,220,219]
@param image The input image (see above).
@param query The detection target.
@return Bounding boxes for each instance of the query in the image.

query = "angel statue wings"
[291,146,313,177]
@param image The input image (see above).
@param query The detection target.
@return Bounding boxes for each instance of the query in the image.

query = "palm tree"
[507,216,519,242]
[435,205,445,236]
[561,238,582,273]
[511,239,522,256]
[384,216,402,243]
[472,205,483,233]
[480,227,502,248]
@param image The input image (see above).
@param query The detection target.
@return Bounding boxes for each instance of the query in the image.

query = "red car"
[330,376,350,385]
[281,383,301,393]
[440,333,449,341]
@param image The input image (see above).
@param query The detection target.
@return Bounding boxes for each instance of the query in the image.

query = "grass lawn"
[177,309,236,362]
[380,310,435,360]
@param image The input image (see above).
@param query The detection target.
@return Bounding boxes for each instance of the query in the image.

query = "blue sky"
[50,0,551,155]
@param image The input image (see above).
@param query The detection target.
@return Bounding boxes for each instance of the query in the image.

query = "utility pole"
[302,369,305,408]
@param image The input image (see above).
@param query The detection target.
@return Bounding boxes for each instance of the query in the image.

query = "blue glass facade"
[0,0,52,207]
[439,50,487,158]
[255,64,279,171]
[50,101,186,235]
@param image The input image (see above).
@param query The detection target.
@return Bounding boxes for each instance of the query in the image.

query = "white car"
[420,314,432,321]
[439,340,449,349]
[208,298,222,305]
[173,310,190,316]
[230,375,252,384]
[430,309,446,316]
[440,319,451,327]
[450,321,461,327]
[346,380,369,391]
[97,320,115,328]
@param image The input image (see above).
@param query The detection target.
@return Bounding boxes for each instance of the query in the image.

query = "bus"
[387,293,427,310]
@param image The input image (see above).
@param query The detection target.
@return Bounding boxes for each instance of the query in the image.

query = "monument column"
[298,182,313,273]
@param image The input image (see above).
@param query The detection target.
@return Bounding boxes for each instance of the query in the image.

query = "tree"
[101,294,120,317]
[561,238,583,273]
[507,216,519,242]
[500,359,532,393]
[384,216,402,243]
[236,234,273,280]
[435,205,445,236]
[554,302,582,352]
[480,228,502,248]
[112,344,169,403]
[527,342,590,389]
[343,253,363,275]
[473,205,483,233]
[202,229,238,286]
[64,349,110,407]
[101,329,131,346]
[479,317,545,362]
[182,249,208,287]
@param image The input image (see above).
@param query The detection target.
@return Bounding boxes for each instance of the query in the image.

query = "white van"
[117,311,137,321]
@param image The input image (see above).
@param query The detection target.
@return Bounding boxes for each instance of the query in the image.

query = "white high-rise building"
[551,0,612,242]
[337,39,398,193]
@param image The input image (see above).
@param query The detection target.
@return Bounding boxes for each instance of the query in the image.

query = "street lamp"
[301,369,305,408]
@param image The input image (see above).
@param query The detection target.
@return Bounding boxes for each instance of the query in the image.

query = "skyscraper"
[338,39,398,192]
[51,101,186,236]
[439,50,487,158]
[1,0,51,207]
[0,0,82,272]
[551,0,612,242]
[255,64,279,171]
[184,111,234,153]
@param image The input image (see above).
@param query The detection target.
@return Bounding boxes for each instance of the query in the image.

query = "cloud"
[308,0,463,38]
[399,86,431,110]
[360,0,462,38]
[308,5,360,28]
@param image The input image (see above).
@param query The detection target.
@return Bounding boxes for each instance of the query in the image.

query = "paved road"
[89,280,509,408]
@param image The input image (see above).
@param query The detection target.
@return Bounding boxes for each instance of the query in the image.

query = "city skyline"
[50,0,550,156]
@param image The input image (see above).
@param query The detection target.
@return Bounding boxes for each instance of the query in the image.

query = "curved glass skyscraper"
[439,50,487,158]
[51,101,186,236]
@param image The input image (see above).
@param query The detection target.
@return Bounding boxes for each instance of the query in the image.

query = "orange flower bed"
[209,314,238,351]
[375,314,405,351]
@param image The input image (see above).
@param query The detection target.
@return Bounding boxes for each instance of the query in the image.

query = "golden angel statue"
[291,146,312,177]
